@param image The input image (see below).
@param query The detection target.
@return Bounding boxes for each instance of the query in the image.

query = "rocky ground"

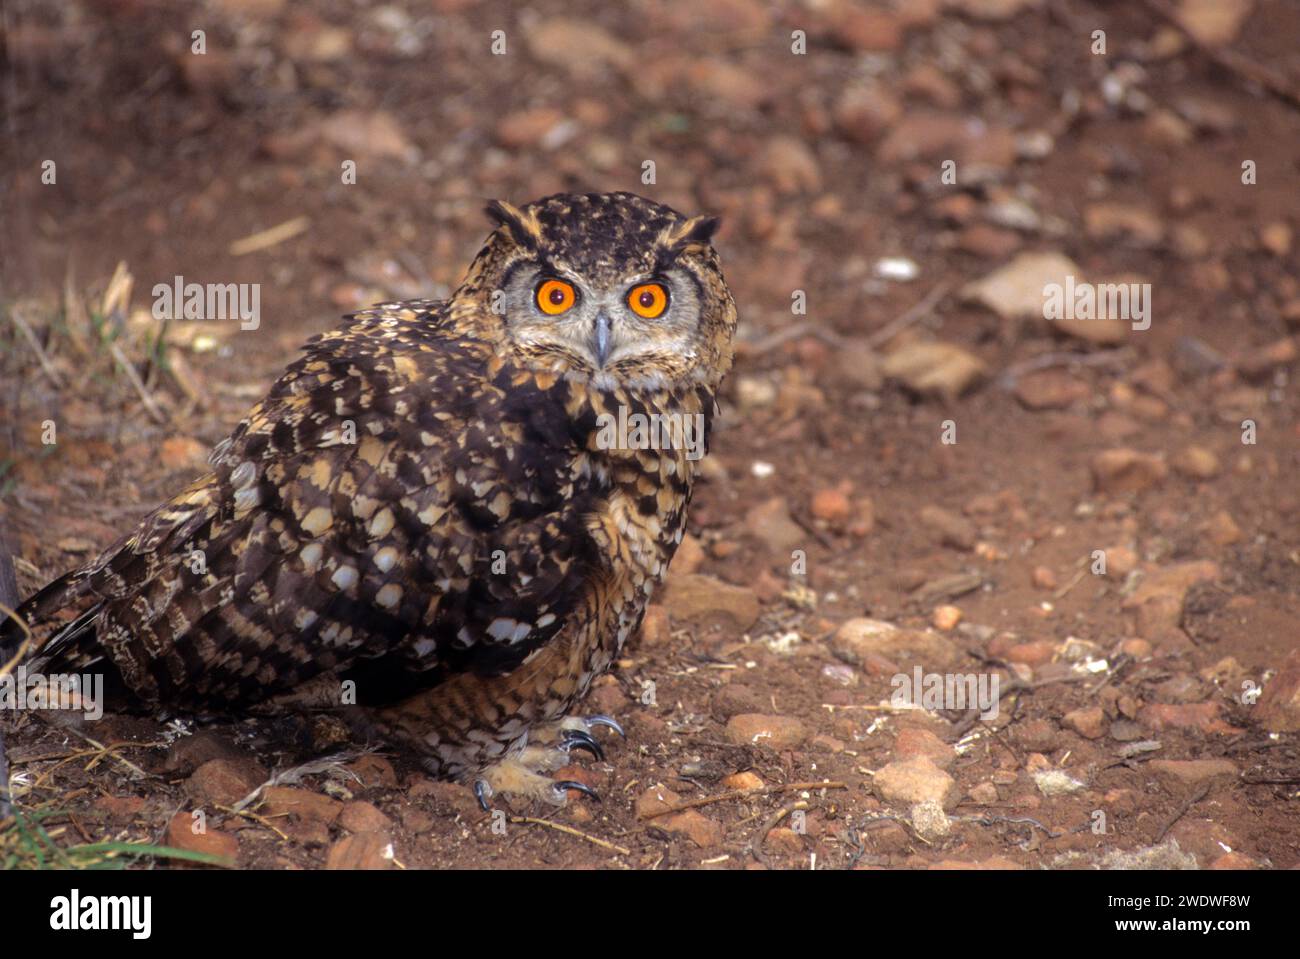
[1,0,1298,869]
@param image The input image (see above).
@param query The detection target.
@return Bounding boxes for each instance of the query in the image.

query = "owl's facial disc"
[497,264,703,377]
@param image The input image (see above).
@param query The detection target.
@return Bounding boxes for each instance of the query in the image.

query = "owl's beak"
[591,311,612,367]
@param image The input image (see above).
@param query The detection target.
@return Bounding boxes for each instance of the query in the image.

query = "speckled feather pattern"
[2,192,736,781]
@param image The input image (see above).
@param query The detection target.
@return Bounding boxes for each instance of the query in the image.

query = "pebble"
[325,832,395,870]
[1139,702,1240,735]
[165,812,238,864]
[637,604,672,646]
[1148,759,1238,783]
[1171,445,1220,479]
[881,340,987,399]
[810,484,853,524]
[894,727,956,769]
[968,782,1000,805]
[1013,370,1091,410]
[909,800,952,840]
[1256,648,1300,732]
[872,757,960,810]
[743,496,805,553]
[186,758,268,808]
[340,801,393,834]
[722,771,765,791]
[918,504,978,551]
[1090,448,1168,494]
[1063,706,1106,739]
[261,786,344,825]
[831,618,959,671]
[661,573,760,631]
[931,604,962,630]
[724,714,808,748]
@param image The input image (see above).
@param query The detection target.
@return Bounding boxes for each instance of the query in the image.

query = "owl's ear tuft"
[661,215,721,254]
[485,199,543,250]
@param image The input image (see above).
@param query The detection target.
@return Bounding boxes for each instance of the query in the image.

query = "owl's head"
[458,192,737,392]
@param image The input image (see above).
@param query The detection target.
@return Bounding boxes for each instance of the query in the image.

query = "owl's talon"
[584,714,626,738]
[554,780,601,804]
[560,728,604,761]
[474,778,493,813]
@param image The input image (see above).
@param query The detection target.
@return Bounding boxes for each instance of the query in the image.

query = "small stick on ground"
[229,217,311,256]
[641,780,847,820]
[509,816,631,856]
[749,800,808,867]
[8,307,65,388]
[108,340,166,423]
[865,281,951,349]
[1154,781,1212,842]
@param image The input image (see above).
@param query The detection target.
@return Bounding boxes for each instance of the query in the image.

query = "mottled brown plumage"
[1,192,737,804]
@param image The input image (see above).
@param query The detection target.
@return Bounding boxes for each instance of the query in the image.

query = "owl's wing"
[11,306,604,710]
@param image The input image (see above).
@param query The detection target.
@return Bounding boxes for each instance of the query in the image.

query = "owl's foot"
[473,714,625,811]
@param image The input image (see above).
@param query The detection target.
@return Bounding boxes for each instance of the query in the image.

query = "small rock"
[1171,445,1220,479]
[1084,203,1165,247]
[1148,759,1238,783]
[810,485,853,524]
[1031,566,1058,590]
[340,801,393,834]
[325,832,395,870]
[261,786,344,825]
[1256,648,1300,732]
[674,533,706,575]
[1139,702,1240,735]
[186,758,268,808]
[963,251,1080,322]
[662,573,760,631]
[1260,221,1292,256]
[1063,706,1106,739]
[722,771,765,792]
[1013,369,1091,410]
[725,714,808,748]
[895,727,956,769]
[968,781,1000,804]
[526,19,632,78]
[160,436,209,470]
[1172,0,1254,47]
[873,756,960,810]
[882,341,986,399]
[918,505,978,551]
[637,604,672,647]
[743,497,805,553]
[931,604,962,631]
[909,800,951,840]
[1091,448,1168,494]
[831,618,959,671]
[661,809,724,848]
[759,136,821,194]
[165,812,238,864]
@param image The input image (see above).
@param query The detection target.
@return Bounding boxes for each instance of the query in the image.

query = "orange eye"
[627,282,668,319]
[536,279,576,315]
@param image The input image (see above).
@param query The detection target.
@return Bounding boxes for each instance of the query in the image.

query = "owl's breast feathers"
[5,302,710,712]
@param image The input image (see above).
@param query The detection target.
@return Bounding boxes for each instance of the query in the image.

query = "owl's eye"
[627,282,669,319]
[536,279,577,315]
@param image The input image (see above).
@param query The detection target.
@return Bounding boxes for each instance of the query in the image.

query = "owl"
[0,192,737,807]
